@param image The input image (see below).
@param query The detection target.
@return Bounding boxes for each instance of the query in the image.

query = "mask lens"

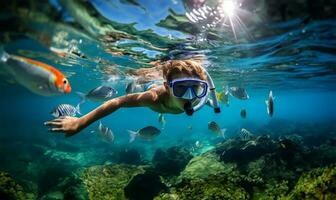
[192,82,207,97]
[172,79,208,98]
[173,83,189,97]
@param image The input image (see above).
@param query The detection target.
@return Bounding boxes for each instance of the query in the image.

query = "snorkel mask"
[169,78,208,100]
[169,70,220,116]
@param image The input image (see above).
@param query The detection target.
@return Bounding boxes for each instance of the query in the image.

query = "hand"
[45,116,83,136]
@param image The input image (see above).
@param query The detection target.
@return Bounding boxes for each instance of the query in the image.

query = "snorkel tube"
[184,69,221,115]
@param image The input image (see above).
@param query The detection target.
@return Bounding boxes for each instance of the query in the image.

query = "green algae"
[173,174,249,200]
[2,130,336,200]
[180,153,236,180]
[79,164,146,200]
[0,171,36,200]
[153,146,193,177]
[154,135,336,200]
[285,165,336,200]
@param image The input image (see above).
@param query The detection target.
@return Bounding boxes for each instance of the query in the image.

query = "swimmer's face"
[164,73,201,109]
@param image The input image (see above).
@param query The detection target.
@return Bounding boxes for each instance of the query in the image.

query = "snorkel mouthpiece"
[184,101,194,116]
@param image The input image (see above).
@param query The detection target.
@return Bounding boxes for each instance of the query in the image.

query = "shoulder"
[148,85,167,99]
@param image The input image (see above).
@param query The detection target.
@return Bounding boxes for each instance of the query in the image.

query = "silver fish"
[77,85,117,102]
[51,104,81,118]
[125,80,143,94]
[127,126,161,143]
[208,121,226,138]
[97,122,114,143]
[265,90,274,117]
[229,87,249,100]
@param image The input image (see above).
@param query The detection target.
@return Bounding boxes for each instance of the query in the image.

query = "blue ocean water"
[0,0,336,199]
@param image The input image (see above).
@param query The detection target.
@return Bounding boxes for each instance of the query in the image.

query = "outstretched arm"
[45,90,158,136]
[80,90,158,127]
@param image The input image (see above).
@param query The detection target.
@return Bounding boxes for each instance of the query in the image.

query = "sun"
[221,0,236,17]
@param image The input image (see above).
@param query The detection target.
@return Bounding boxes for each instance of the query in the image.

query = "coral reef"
[50,133,334,200]
[158,173,249,200]
[155,133,336,200]
[39,172,88,200]
[0,171,36,200]
[286,165,336,200]
[152,146,193,177]
[79,164,146,200]
[1,121,335,200]
[218,135,276,165]
[124,171,167,200]
[180,153,232,180]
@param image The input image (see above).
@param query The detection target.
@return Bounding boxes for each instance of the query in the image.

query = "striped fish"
[97,122,114,143]
[50,104,81,118]
[239,128,253,141]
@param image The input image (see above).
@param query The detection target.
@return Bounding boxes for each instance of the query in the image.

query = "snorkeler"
[45,60,220,136]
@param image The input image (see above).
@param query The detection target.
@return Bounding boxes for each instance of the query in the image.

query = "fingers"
[51,119,63,123]
[44,121,58,126]
[44,117,66,126]
[48,127,64,133]
[44,121,62,127]
[44,116,71,134]
[50,118,63,123]
[45,118,63,133]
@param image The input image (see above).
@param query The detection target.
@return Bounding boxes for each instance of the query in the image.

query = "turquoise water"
[0,0,336,199]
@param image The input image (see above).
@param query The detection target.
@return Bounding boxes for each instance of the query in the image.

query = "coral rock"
[0,171,35,200]
[286,165,336,200]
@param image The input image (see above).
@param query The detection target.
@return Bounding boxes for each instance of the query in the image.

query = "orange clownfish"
[1,51,71,96]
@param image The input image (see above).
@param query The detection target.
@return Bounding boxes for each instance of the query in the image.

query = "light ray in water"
[184,0,254,41]
[228,13,237,40]
[218,0,251,41]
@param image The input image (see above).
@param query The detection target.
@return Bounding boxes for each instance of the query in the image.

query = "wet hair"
[162,60,207,82]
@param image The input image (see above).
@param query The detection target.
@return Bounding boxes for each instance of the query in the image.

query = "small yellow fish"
[216,90,229,106]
